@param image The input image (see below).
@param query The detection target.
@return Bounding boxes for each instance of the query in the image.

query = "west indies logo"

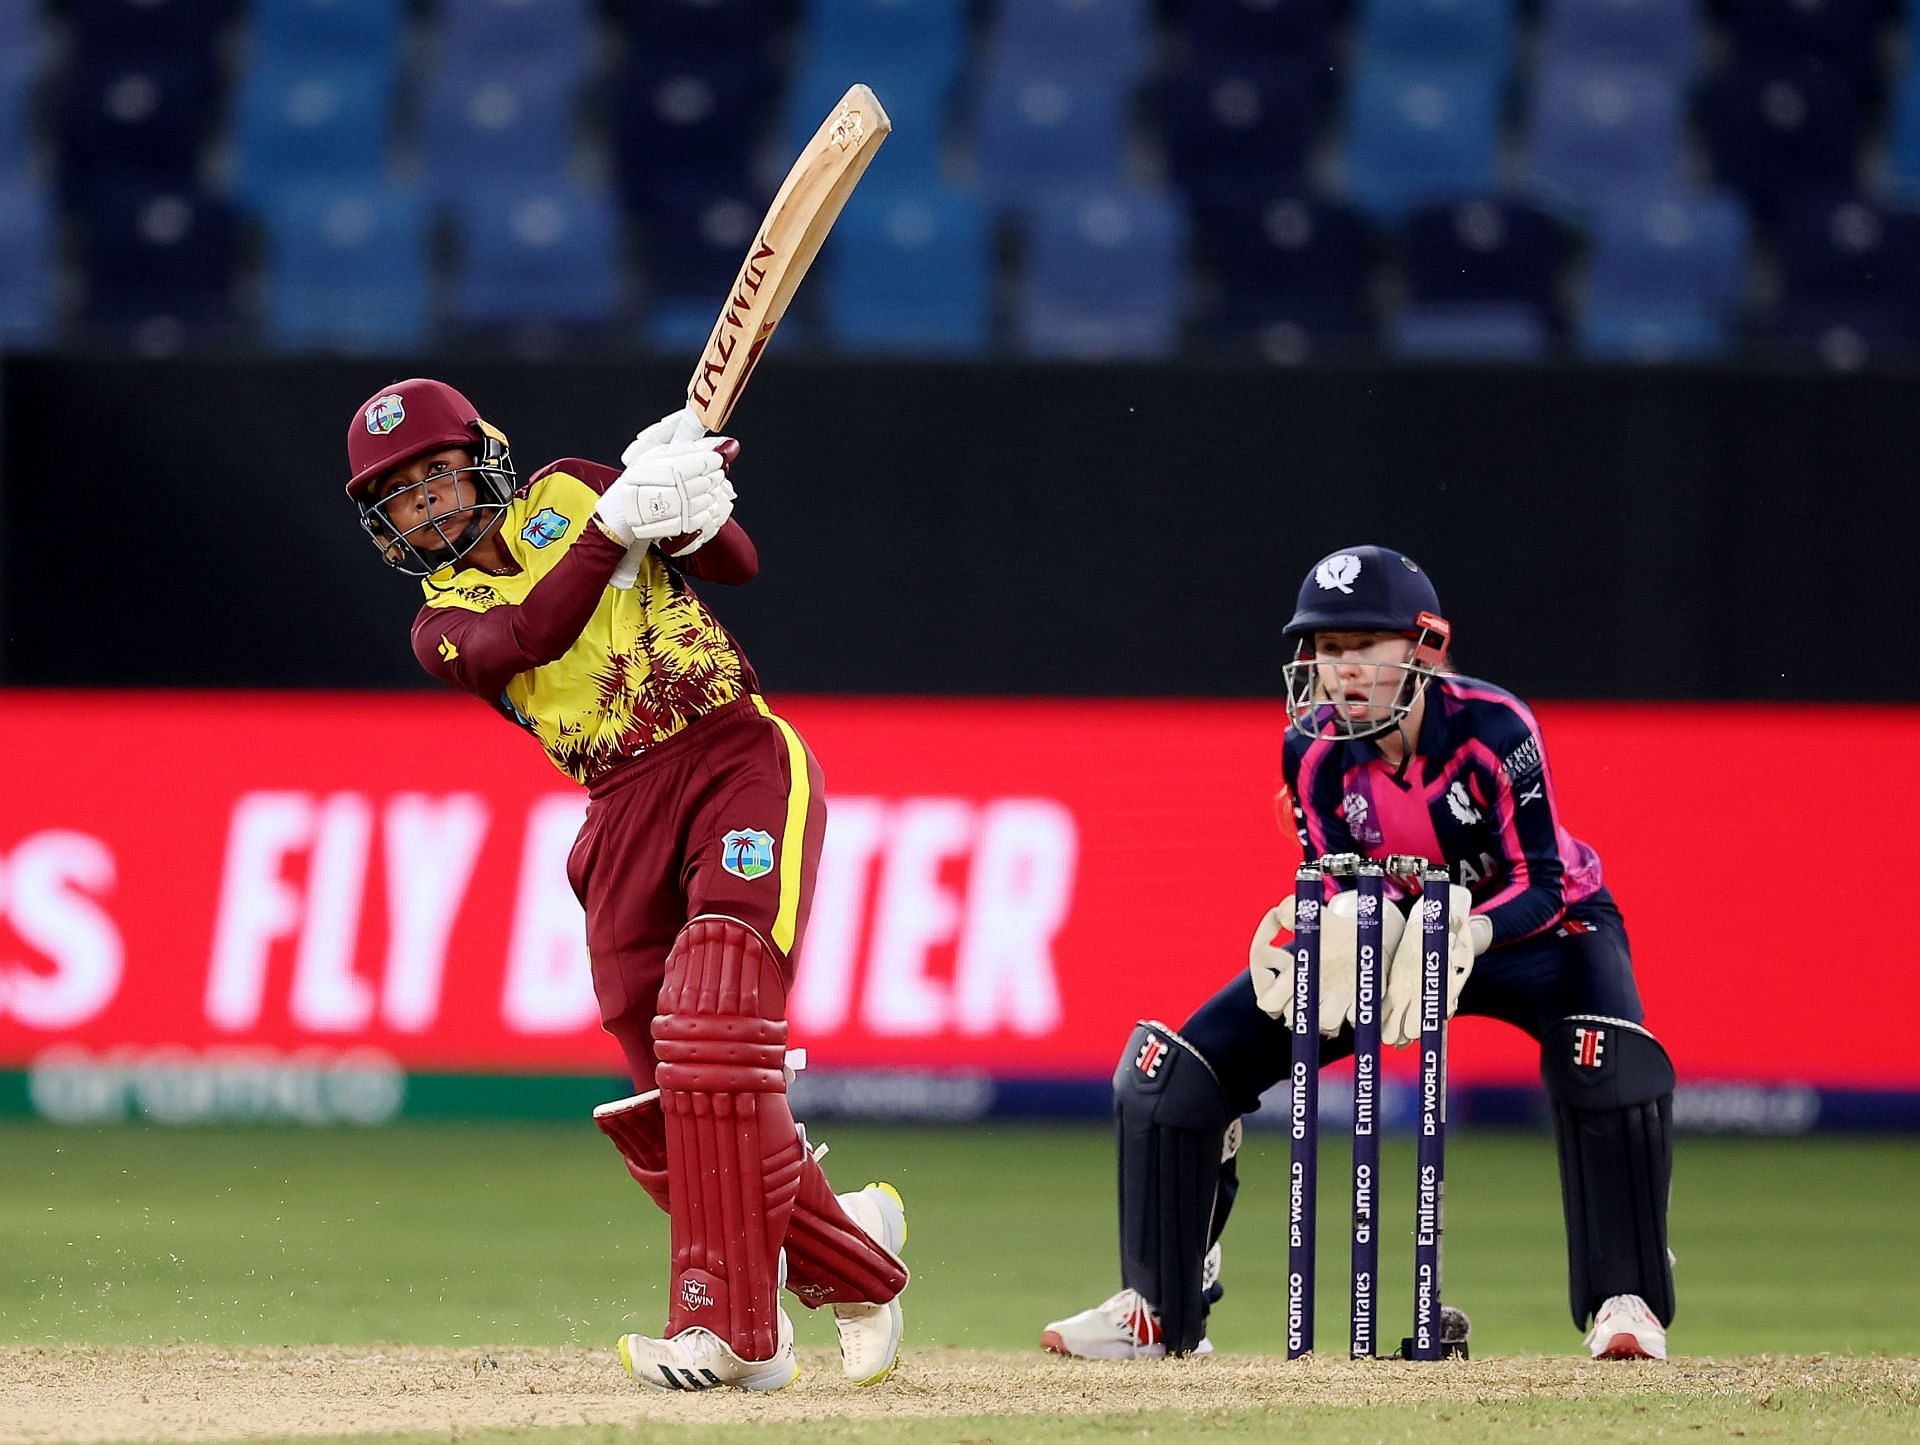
[364,394,406,434]
[721,828,775,880]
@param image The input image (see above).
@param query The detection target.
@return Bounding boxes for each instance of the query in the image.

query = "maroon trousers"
[569,694,827,1086]
[575,696,906,1337]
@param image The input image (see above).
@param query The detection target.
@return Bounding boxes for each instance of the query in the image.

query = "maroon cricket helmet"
[345,378,519,577]
[345,377,499,498]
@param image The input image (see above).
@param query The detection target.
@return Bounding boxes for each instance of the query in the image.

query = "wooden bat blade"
[686,83,891,431]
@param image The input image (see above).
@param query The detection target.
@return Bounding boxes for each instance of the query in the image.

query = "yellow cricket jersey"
[410,460,756,785]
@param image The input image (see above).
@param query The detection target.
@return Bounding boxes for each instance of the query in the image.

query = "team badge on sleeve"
[721,828,776,880]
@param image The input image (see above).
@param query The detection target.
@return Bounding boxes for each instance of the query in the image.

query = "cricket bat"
[611,83,891,587]
[681,83,893,435]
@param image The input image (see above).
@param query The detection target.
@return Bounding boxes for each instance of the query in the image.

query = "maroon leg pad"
[783,1152,910,1308]
[597,1092,905,1308]
[652,916,803,1362]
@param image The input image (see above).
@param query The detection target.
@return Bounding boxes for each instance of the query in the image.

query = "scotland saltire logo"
[364,394,406,434]
[520,507,570,548]
[721,828,776,880]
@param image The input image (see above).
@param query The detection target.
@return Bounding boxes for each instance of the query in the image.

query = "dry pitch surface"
[3,1347,1915,1445]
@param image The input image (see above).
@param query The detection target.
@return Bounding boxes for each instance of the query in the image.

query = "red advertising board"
[2,692,1915,1087]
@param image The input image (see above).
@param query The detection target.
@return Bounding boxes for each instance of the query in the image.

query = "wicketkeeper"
[1044,545,1676,1362]
[344,377,909,1393]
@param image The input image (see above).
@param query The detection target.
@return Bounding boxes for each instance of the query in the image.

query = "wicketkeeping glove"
[1249,890,1408,1036]
[1379,885,1489,1047]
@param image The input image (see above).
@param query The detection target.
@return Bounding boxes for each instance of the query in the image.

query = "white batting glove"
[593,438,733,548]
[662,471,735,557]
[1379,885,1487,1047]
[1249,892,1407,1036]
[609,410,700,586]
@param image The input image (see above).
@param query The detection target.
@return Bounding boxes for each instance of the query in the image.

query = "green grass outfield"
[2,1123,1915,1442]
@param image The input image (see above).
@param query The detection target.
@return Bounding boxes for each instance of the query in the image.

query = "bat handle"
[672,408,709,444]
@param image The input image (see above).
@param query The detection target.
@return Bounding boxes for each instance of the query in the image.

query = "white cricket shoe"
[617,1304,799,1393]
[1041,1288,1214,1361]
[832,1182,909,1385]
[1585,1293,1668,1361]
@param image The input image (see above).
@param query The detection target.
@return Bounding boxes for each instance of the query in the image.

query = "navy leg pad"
[1114,1021,1232,1355]
[1541,1015,1676,1328]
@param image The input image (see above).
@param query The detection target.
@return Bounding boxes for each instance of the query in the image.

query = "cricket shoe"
[1585,1293,1667,1361]
[1041,1288,1214,1361]
[832,1182,909,1385]
[617,1305,799,1393]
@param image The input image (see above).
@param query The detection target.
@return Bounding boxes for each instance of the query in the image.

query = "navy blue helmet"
[1282,546,1452,742]
[1283,545,1444,638]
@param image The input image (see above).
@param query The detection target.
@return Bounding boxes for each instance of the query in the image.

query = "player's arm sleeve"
[411,523,625,696]
[1474,705,1569,946]
[1281,734,1365,868]
[678,518,758,584]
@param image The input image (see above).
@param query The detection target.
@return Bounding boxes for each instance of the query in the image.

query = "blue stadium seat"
[262,183,432,351]
[0,177,57,346]
[1182,0,1333,69]
[1388,304,1550,359]
[1342,60,1504,222]
[59,50,219,204]
[450,183,624,332]
[0,1,42,52]
[1881,69,1920,205]
[637,184,760,350]
[70,0,229,52]
[1771,196,1920,361]
[1396,196,1564,360]
[1403,198,1568,322]
[230,61,396,209]
[78,183,239,343]
[417,60,578,205]
[614,56,775,211]
[988,0,1154,84]
[823,188,992,355]
[1015,191,1188,359]
[1577,194,1749,361]
[0,45,37,181]
[1721,0,1881,100]
[801,0,968,70]
[1538,0,1699,82]
[1578,307,1730,361]
[1192,192,1374,358]
[1356,0,1517,70]
[1164,60,1321,207]
[433,0,595,88]
[619,0,792,51]
[974,60,1132,204]
[249,0,405,69]
[1699,58,1861,220]
[779,63,947,190]
[1524,63,1686,212]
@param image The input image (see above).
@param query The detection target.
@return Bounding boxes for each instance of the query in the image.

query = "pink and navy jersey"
[1280,674,1603,947]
